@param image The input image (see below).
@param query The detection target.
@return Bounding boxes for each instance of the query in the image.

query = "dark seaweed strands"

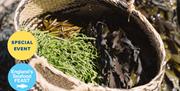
[93,22,142,88]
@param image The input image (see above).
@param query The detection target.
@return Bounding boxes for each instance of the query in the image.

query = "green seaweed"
[31,30,99,83]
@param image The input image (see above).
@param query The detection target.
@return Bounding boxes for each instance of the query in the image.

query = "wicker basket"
[14,0,166,91]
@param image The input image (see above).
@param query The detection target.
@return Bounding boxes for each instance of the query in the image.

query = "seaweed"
[31,30,99,83]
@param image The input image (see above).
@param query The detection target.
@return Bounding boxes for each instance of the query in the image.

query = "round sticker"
[8,31,37,60]
[8,63,36,91]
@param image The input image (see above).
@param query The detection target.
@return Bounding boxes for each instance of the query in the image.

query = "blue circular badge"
[8,63,36,91]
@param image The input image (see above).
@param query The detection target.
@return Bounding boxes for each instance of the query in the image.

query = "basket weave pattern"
[14,0,166,91]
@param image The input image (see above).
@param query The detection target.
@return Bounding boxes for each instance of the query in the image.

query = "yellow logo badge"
[8,31,37,60]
